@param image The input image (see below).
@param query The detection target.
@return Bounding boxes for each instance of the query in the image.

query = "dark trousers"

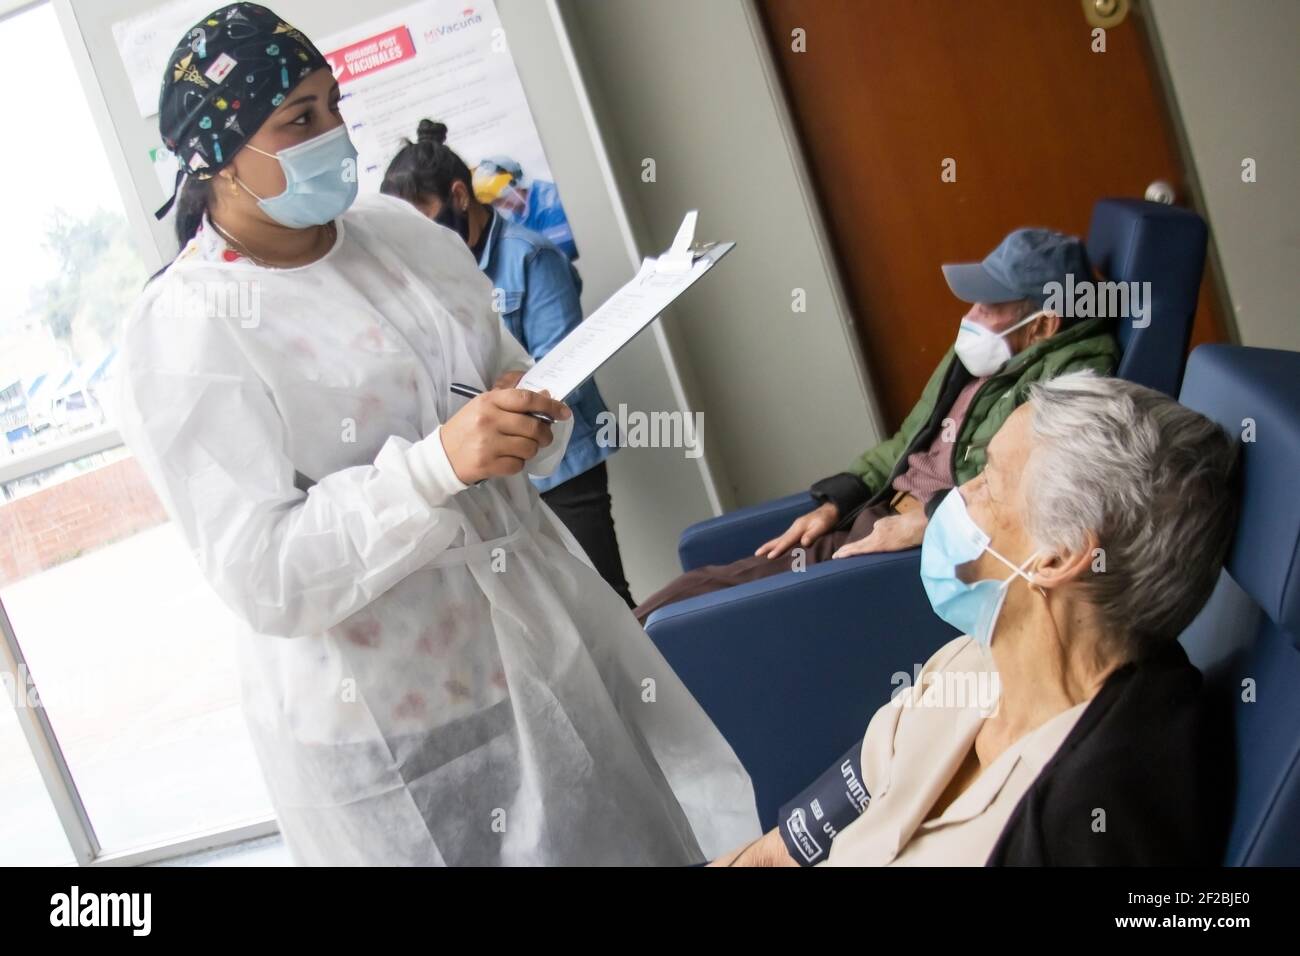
[633,503,892,624]
[540,461,636,609]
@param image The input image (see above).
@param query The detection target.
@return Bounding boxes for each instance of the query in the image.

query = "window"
[0,699,74,866]
[0,1,274,864]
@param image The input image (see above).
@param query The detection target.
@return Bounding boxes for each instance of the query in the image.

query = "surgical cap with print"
[154,2,329,218]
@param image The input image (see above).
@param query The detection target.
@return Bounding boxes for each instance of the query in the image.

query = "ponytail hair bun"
[417,119,448,146]
[380,118,471,206]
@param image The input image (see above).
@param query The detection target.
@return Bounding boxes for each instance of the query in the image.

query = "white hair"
[1023,372,1239,658]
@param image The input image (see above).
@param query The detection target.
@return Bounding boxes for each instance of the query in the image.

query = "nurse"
[118,2,757,865]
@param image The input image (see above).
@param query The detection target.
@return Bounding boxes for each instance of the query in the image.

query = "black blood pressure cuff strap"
[777,742,871,866]
[809,472,872,519]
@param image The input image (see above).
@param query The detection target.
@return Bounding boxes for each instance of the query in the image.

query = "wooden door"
[758,0,1225,427]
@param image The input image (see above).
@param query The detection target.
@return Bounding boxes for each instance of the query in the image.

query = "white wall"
[557,0,882,508]
[53,0,724,598]
[1146,0,1300,350]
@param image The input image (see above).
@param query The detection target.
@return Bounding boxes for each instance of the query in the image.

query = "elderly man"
[635,227,1119,623]
[714,373,1238,866]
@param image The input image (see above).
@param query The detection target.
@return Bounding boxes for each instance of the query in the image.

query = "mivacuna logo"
[49,886,151,937]
[424,8,483,42]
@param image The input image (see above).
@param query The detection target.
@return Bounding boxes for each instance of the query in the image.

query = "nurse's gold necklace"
[209,218,336,269]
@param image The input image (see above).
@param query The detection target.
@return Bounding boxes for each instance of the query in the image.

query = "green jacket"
[812,318,1119,518]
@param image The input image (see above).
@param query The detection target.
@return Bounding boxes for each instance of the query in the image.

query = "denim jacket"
[478,210,614,492]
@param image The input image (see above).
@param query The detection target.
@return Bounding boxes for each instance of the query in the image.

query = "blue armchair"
[1177,345,1300,865]
[649,198,1211,828]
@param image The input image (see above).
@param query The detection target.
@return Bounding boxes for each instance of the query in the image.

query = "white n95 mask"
[954,309,1045,376]
[238,125,359,229]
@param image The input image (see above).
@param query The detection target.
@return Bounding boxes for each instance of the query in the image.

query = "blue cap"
[942,228,1092,307]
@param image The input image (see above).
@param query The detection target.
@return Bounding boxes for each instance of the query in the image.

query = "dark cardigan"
[987,640,1231,866]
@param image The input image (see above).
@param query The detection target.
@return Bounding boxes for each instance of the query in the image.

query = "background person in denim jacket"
[382,120,633,607]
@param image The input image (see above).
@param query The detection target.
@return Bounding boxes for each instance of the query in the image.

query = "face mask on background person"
[954,308,1046,377]
[920,488,1039,648]
[237,125,359,229]
[493,183,528,217]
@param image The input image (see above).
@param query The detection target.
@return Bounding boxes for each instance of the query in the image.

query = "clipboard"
[516,211,734,401]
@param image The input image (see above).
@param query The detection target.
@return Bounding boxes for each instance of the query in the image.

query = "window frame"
[1,432,279,866]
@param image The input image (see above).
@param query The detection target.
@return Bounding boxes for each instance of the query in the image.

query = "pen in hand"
[449,382,556,423]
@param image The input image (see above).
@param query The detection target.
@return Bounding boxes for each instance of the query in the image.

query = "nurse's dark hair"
[380,119,472,205]
[174,175,214,247]
[143,175,213,285]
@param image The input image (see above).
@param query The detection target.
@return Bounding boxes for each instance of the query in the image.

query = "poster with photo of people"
[319,0,579,259]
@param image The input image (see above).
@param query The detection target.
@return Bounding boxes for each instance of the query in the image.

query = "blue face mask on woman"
[920,489,1039,648]
[238,125,359,229]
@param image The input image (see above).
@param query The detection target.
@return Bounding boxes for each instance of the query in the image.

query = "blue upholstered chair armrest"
[677,492,816,571]
[645,546,958,828]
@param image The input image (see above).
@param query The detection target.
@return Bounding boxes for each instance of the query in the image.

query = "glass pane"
[0,694,75,865]
[2,523,275,852]
[0,2,274,855]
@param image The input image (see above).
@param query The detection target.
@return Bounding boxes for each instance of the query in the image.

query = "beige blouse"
[822,636,1088,867]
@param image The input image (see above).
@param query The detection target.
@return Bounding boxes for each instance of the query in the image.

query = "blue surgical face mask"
[920,488,1038,647]
[237,125,359,229]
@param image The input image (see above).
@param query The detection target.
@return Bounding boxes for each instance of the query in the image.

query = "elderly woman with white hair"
[716,372,1239,867]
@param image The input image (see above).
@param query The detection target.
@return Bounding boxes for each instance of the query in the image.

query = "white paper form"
[517,241,734,401]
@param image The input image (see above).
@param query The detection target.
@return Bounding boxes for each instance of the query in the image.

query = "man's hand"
[440,387,571,484]
[492,368,527,390]
[755,502,840,559]
[708,828,800,867]
[832,508,928,559]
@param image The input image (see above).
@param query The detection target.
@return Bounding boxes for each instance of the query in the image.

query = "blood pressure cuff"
[777,741,871,865]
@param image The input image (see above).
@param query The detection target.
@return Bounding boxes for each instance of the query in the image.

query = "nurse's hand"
[441,387,572,484]
[492,368,527,390]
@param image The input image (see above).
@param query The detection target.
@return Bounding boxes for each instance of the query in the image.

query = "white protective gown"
[114,193,759,865]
